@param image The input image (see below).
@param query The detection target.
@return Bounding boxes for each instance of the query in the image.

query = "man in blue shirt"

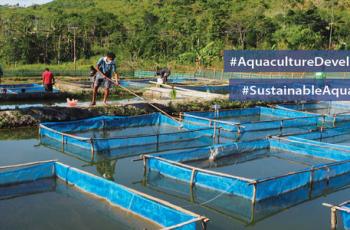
[91,52,119,106]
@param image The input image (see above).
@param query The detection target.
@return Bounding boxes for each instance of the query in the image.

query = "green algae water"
[1,128,350,230]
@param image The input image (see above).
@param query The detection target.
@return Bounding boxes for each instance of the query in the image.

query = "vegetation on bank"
[0,0,348,71]
[0,99,269,129]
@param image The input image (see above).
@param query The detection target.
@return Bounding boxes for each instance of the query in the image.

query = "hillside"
[0,0,349,69]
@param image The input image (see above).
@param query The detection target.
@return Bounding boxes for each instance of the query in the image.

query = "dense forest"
[0,0,349,68]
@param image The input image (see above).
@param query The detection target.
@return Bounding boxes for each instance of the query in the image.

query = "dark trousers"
[44,84,53,92]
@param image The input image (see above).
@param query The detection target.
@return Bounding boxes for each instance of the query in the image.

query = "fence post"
[331,207,337,230]
[90,138,95,161]
[190,168,197,188]
[143,155,147,176]
[217,127,221,144]
[156,133,160,152]
[61,134,65,152]
[252,182,257,205]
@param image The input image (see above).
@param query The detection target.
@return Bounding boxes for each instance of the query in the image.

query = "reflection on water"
[2,127,350,230]
[40,134,213,163]
[0,128,38,140]
[95,159,118,181]
[0,178,158,230]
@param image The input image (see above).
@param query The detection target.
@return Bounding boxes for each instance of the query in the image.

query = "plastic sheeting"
[145,136,350,202]
[40,113,216,161]
[0,161,206,230]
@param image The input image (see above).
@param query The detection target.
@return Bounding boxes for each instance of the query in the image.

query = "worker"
[42,68,55,92]
[89,65,97,88]
[91,52,119,106]
[156,67,171,83]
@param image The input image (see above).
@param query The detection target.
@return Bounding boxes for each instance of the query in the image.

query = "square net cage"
[145,166,350,225]
[0,160,207,230]
[39,113,217,162]
[144,136,350,205]
[182,106,323,142]
[289,123,350,148]
[277,102,350,127]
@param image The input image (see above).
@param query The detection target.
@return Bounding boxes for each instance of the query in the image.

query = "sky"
[0,0,52,6]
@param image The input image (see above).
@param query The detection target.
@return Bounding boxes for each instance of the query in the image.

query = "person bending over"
[156,67,171,83]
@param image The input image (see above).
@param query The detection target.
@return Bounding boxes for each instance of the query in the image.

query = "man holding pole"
[91,52,119,106]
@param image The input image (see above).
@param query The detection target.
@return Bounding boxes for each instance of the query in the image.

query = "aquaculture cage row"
[277,101,350,126]
[182,106,325,141]
[39,106,329,162]
[146,159,350,225]
[144,136,350,204]
[26,101,350,229]
[39,113,217,162]
[0,160,207,230]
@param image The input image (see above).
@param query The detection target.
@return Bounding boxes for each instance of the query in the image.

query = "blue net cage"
[39,113,217,162]
[0,160,207,230]
[182,106,323,141]
[0,83,59,94]
[144,136,350,204]
[277,102,350,127]
[146,167,350,225]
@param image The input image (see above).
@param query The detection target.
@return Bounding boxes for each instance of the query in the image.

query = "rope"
[93,67,181,125]
[180,182,239,209]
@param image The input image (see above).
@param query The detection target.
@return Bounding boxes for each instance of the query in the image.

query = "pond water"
[1,128,350,230]
[219,114,287,123]
[71,124,182,138]
[186,149,333,179]
[0,179,158,230]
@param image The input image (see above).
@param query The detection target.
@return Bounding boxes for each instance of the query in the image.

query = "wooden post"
[143,155,147,176]
[156,133,160,152]
[331,207,337,230]
[237,125,241,141]
[308,167,314,199]
[217,127,221,144]
[190,168,197,188]
[90,138,95,161]
[213,122,217,144]
[280,120,283,136]
[61,134,65,152]
[252,182,257,205]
